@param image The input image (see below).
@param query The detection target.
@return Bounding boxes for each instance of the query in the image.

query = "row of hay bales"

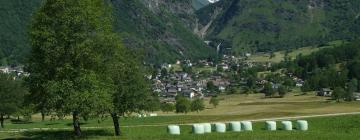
[136,113,158,118]
[167,120,308,135]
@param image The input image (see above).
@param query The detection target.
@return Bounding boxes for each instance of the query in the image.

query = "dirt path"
[1,112,360,133]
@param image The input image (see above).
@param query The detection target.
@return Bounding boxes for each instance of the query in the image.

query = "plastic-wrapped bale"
[265,121,277,131]
[192,124,205,134]
[296,120,308,131]
[149,113,158,117]
[215,123,226,133]
[281,121,293,131]
[229,121,241,132]
[202,123,212,133]
[167,125,180,135]
[241,121,253,131]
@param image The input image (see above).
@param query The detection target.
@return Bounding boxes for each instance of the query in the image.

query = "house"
[0,67,9,73]
[182,90,195,99]
[166,88,178,97]
[354,92,360,101]
[317,88,333,97]
[216,64,229,71]
[219,86,226,91]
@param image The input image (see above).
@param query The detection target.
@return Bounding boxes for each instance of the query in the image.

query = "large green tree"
[0,73,26,128]
[110,51,153,136]
[27,0,118,136]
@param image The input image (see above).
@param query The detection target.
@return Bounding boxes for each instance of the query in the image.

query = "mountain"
[196,0,360,54]
[192,0,221,10]
[0,0,42,66]
[0,0,215,66]
[111,0,215,64]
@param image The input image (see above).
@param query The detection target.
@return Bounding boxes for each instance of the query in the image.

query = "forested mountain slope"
[197,0,360,54]
[0,0,215,66]
[0,0,42,65]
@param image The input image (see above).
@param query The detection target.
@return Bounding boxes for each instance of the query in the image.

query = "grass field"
[1,114,360,140]
[1,93,360,139]
[246,40,344,63]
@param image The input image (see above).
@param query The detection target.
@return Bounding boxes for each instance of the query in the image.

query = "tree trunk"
[111,112,120,136]
[72,111,81,136]
[41,111,45,121]
[0,114,4,128]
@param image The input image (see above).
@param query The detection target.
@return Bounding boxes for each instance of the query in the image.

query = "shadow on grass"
[65,122,88,126]
[10,119,33,124]
[3,129,114,140]
[45,122,60,126]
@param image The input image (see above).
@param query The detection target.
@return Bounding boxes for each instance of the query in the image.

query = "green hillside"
[111,0,215,64]
[0,0,215,66]
[0,0,42,65]
[197,0,360,54]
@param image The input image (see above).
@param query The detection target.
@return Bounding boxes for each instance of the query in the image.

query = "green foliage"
[344,79,358,101]
[0,73,27,128]
[209,96,219,108]
[175,96,191,114]
[332,87,346,102]
[160,103,175,113]
[26,0,118,119]
[111,51,154,116]
[206,81,219,94]
[278,86,287,98]
[190,98,205,112]
[284,41,360,91]
[263,83,275,97]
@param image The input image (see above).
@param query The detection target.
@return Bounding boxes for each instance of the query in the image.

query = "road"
[1,112,360,133]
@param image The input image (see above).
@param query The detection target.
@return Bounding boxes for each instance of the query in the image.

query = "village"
[151,54,313,103]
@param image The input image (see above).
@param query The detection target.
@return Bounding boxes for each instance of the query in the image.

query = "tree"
[110,51,152,136]
[209,96,220,108]
[246,76,256,89]
[160,68,167,79]
[27,0,116,136]
[332,87,346,102]
[207,81,218,94]
[226,86,237,94]
[161,103,175,113]
[278,86,287,98]
[345,79,358,101]
[0,73,26,128]
[301,81,312,93]
[264,83,275,97]
[175,96,191,114]
[190,99,205,113]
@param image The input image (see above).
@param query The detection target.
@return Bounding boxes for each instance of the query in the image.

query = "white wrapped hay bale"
[281,121,293,131]
[296,120,308,131]
[229,121,241,132]
[241,121,253,131]
[192,124,205,134]
[149,113,158,117]
[215,123,226,133]
[202,123,212,133]
[167,125,180,135]
[265,121,277,131]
